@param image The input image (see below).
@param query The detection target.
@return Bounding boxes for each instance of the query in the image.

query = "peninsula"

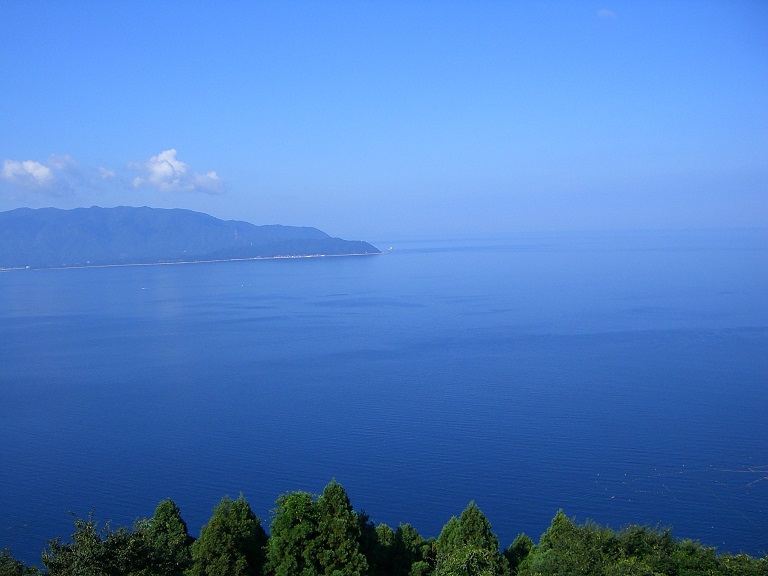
[0,206,380,269]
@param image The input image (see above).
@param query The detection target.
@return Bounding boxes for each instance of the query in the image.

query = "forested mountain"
[2,480,766,576]
[0,207,380,269]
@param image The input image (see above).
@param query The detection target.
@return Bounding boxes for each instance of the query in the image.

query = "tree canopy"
[435,502,506,576]
[267,480,367,576]
[4,481,767,576]
[189,495,268,576]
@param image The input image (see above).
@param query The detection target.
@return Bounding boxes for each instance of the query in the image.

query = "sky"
[1,1,767,241]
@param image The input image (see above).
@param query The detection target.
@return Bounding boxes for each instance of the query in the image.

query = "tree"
[436,517,462,559]
[356,519,430,576]
[312,479,368,576]
[391,524,429,576]
[266,491,320,576]
[503,534,533,574]
[189,495,268,576]
[435,502,506,576]
[42,513,121,576]
[106,523,153,576]
[671,539,719,576]
[536,510,577,551]
[146,499,192,576]
[40,510,161,576]
[356,514,394,576]
[614,524,677,575]
[266,481,369,576]
[436,547,503,576]
[455,502,500,554]
[0,549,41,576]
[521,510,614,575]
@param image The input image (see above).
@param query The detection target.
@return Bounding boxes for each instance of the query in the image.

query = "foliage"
[41,514,102,575]
[312,479,368,575]
[521,510,616,575]
[266,480,368,576]
[437,517,462,558]
[393,524,432,576]
[41,512,146,576]
[435,502,507,576]
[517,510,768,576]
[504,534,533,574]
[146,499,193,576]
[0,549,41,576]
[20,484,768,576]
[39,504,195,576]
[266,491,320,576]
[356,514,393,576]
[356,518,433,576]
[189,495,268,576]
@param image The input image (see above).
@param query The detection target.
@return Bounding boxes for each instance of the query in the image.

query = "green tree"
[312,479,368,576]
[455,502,500,554]
[267,481,368,576]
[0,549,41,576]
[671,538,719,576]
[146,499,192,576]
[41,511,157,576]
[436,547,503,576]
[514,512,756,576]
[718,552,768,576]
[42,513,118,576]
[189,495,268,576]
[107,523,153,576]
[435,502,506,576]
[436,517,462,559]
[392,524,429,576]
[614,524,677,575]
[521,510,617,575]
[266,491,319,576]
[356,514,395,576]
[503,534,533,574]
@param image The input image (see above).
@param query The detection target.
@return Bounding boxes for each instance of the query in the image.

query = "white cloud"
[1,150,225,202]
[597,8,617,19]
[131,149,225,194]
[194,170,225,194]
[48,154,76,170]
[99,166,116,180]
[2,159,55,189]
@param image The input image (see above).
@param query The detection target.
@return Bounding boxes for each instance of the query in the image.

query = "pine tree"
[42,513,116,576]
[392,524,428,576]
[0,549,42,576]
[435,502,506,576]
[266,491,320,576]
[189,495,267,576]
[146,499,192,576]
[312,480,368,576]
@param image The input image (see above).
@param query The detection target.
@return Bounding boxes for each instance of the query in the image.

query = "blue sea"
[1,229,767,564]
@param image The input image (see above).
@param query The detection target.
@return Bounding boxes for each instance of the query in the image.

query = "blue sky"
[1,1,766,240]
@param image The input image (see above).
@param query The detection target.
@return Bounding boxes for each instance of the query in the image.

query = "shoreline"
[0,251,381,272]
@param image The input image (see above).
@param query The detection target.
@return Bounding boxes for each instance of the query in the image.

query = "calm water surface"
[1,229,767,563]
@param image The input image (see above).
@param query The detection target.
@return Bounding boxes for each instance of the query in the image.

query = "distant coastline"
[0,250,380,272]
[0,206,380,270]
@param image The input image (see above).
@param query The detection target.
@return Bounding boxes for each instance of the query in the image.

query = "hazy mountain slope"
[0,206,379,268]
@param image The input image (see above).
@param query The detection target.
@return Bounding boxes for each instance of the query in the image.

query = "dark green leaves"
[147,499,193,576]
[0,549,41,576]
[23,489,768,576]
[189,495,268,576]
[435,502,507,576]
[266,480,367,576]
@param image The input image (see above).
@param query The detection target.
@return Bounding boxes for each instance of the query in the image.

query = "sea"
[1,228,767,565]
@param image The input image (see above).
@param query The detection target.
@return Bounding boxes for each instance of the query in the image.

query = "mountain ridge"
[0,206,380,269]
